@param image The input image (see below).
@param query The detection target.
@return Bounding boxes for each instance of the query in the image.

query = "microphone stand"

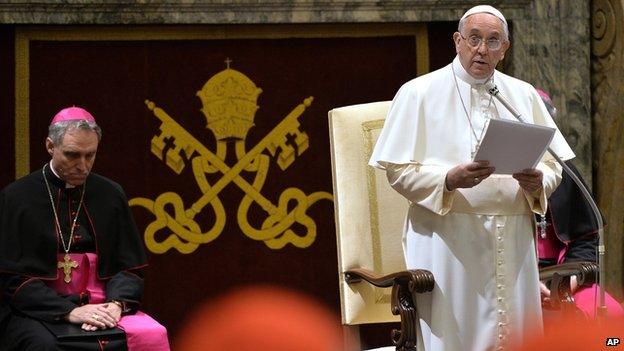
[486,82,607,320]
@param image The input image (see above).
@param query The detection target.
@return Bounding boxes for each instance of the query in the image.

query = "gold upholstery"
[329,101,407,325]
[329,101,434,351]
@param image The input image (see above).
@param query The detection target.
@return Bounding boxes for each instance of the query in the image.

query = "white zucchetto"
[460,5,507,26]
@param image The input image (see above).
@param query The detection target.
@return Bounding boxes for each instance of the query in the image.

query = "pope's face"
[453,13,510,79]
[46,128,99,186]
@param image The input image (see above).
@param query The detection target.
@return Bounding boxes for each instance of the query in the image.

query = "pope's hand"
[513,168,543,193]
[445,161,495,190]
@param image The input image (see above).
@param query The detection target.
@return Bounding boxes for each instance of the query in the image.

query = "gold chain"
[42,163,86,253]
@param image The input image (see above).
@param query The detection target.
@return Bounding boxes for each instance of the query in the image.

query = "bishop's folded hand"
[66,303,118,331]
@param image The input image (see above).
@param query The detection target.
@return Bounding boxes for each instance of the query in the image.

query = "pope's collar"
[452,56,494,86]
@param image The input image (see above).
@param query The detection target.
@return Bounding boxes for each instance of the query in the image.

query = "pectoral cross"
[538,214,548,239]
[58,253,79,283]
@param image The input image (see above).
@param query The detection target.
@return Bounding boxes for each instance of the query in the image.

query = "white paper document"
[472,118,556,174]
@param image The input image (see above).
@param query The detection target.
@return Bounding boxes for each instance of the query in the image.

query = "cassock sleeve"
[564,235,598,263]
[107,184,148,275]
[102,184,147,314]
[105,271,144,314]
[384,162,456,215]
[1,274,77,322]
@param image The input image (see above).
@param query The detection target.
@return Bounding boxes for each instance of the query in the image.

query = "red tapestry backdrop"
[26,33,415,338]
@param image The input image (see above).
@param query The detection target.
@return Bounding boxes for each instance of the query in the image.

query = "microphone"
[485,81,608,320]
[485,81,526,123]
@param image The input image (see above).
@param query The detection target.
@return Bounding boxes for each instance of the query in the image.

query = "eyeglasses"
[459,33,503,51]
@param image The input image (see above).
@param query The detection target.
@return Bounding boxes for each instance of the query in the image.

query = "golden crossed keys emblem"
[129,64,333,254]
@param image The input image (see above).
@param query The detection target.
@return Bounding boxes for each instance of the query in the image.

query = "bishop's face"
[453,13,510,79]
[46,128,99,186]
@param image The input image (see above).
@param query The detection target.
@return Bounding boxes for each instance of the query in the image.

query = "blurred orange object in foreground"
[175,285,345,351]
[516,316,624,351]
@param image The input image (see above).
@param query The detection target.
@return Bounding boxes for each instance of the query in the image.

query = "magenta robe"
[47,253,170,351]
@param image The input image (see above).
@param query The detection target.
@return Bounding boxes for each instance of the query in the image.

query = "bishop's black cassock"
[537,161,602,267]
[0,165,147,350]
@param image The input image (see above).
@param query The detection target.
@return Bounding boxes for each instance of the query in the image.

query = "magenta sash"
[573,284,624,319]
[537,231,565,262]
[46,253,170,351]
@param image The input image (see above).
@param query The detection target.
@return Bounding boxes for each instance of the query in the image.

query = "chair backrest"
[329,101,410,325]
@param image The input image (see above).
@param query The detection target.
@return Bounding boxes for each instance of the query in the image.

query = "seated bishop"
[0,106,170,350]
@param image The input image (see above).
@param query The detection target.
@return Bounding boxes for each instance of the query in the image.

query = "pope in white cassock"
[369,5,575,351]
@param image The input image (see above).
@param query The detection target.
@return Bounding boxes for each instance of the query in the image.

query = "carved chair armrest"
[539,261,598,310]
[345,268,435,293]
[344,268,434,351]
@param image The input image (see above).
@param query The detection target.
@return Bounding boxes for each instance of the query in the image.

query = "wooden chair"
[329,102,433,351]
[539,261,598,316]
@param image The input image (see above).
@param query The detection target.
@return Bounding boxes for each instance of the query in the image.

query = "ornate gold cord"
[42,163,85,283]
